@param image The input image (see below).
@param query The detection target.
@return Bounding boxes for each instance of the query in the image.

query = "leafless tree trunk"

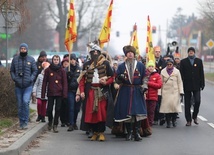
[49,0,108,51]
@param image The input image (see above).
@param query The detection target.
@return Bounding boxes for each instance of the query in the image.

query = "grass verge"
[205,73,214,82]
[0,108,36,135]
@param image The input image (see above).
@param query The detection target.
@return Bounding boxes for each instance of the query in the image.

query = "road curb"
[0,122,47,155]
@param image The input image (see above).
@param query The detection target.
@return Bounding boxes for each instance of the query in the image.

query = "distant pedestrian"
[32,51,49,104]
[0,60,4,67]
[10,43,38,130]
[60,57,70,127]
[153,46,166,126]
[180,47,205,126]
[32,62,50,122]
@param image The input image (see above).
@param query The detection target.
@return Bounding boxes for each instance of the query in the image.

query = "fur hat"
[19,43,28,51]
[187,47,195,53]
[39,51,47,57]
[123,45,136,56]
[42,62,50,69]
[146,60,155,68]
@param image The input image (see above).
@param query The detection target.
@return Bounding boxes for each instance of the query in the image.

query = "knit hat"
[70,53,77,60]
[166,58,174,64]
[39,51,47,57]
[61,57,69,65]
[146,60,155,68]
[123,45,136,56]
[19,43,28,51]
[187,47,195,53]
[42,62,50,69]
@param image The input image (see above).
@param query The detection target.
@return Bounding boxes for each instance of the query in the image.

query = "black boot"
[134,121,142,141]
[166,114,171,128]
[48,122,52,131]
[125,123,133,141]
[36,115,41,122]
[172,113,177,127]
[41,116,46,122]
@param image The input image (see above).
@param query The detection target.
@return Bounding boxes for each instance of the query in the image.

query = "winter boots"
[125,121,142,141]
[53,125,58,133]
[90,132,106,141]
[36,115,41,122]
[48,122,52,131]
[67,125,74,132]
[125,123,133,141]
[134,121,142,141]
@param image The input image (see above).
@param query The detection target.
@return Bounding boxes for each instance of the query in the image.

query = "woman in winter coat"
[32,62,50,122]
[159,58,184,128]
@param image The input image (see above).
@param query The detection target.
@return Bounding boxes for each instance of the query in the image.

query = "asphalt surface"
[0,79,213,155]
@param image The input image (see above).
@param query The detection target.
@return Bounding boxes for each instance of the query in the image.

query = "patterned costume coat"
[114,60,147,122]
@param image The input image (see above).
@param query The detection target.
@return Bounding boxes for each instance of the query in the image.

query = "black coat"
[180,57,205,91]
[155,56,166,74]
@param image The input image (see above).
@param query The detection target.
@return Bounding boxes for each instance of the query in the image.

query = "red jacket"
[41,64,68,98]
[146,70,162,101]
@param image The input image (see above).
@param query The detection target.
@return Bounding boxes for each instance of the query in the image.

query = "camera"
[18,72,24,77]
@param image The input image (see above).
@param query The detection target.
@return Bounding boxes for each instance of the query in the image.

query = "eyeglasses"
[167,64,173,66]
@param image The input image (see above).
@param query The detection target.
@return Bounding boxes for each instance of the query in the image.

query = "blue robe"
[114,60,147,122]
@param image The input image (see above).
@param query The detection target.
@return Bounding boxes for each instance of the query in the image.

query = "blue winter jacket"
[10,55,38,88]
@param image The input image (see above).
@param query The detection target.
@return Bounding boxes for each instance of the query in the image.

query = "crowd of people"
[9,42,205,142]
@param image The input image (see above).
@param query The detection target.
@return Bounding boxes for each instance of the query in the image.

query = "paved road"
[21,81,214,155]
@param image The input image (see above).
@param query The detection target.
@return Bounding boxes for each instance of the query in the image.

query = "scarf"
[166,67,174,76]
[188,55,196,66]
[50,63,61,71]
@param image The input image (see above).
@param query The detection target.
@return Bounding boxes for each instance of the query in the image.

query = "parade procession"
[0,0,214,155]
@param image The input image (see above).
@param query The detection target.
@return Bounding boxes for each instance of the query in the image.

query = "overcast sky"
[109,0,202,55]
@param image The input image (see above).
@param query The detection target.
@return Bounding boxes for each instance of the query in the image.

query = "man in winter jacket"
[66,54,81,131]
[10,43,38,130]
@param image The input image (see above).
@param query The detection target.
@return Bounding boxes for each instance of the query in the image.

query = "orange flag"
[146,16,155,62]
[98,0,113,48]
[130,23,140,57]
[64,0,77,52]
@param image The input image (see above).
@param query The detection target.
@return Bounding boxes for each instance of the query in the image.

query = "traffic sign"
[206,39,214,49]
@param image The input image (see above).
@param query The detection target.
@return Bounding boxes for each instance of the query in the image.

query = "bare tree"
[48,0,108,51]
[8,0,55,51]
[0,0,29,31]
[198,0,214,39]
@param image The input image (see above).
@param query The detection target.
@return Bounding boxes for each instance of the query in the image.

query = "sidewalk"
[0,102,47,155]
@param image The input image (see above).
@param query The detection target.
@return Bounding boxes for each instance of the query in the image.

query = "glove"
[201,85,204,91]
[140,88,148,94]
[180,93,184,103]
[117,74,125,82]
